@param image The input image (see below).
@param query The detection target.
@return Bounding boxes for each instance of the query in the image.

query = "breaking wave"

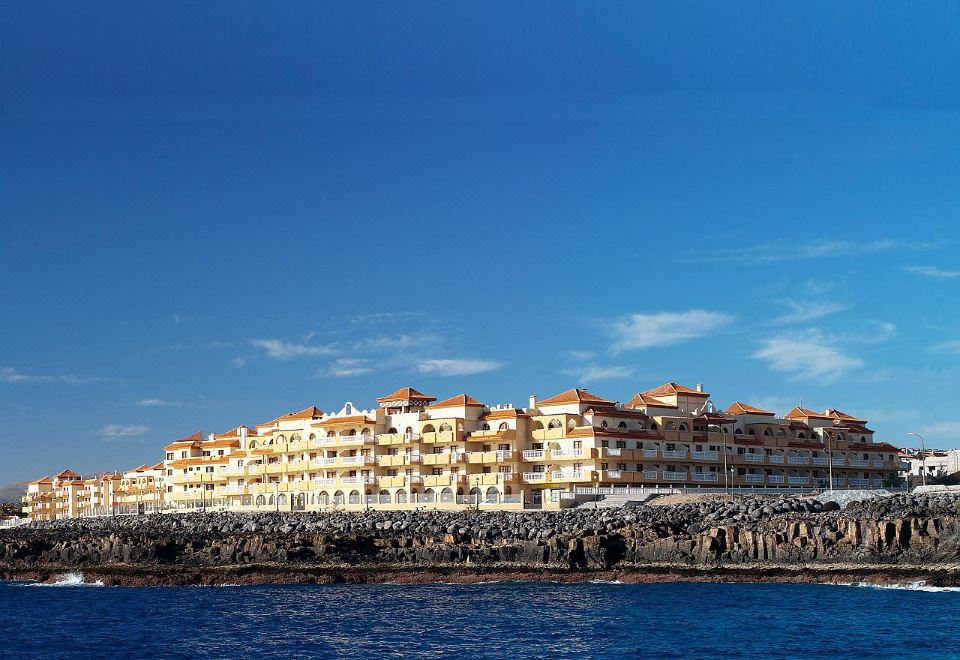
[25,572,104,587]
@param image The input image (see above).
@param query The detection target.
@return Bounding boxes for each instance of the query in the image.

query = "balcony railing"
[642,449,659,458]
[832,457,846,466]
[812,457,828,466]
[522,472,546,483]
[642,470,658,480]
[848,478,870,487]
[606,470,623,479]
[662,450,687,459]
[551,449,585,459]
[662,471,688,481]
[788,456,809,465]
[340,476,377,485]
[788,476,810,485]
[768,455,785,464]
[604,447,622,457]
[744,454,764,463]
[872,460,885,468]
[848,459,869,468]
[692,472,718,482]
[692,451,718,461]
[552,470,585,481]
[522,450,545,461]
[744,474,764,484]
[768,475,785,484]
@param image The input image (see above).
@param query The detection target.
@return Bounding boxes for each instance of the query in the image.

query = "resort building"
[21,383,905,519]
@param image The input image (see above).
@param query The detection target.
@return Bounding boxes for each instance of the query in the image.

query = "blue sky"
[2,2,960,484]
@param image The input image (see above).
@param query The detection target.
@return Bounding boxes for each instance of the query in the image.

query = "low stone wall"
[2,493,958,584]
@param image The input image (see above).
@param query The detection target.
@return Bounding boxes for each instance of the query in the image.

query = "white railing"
[341,476,377,485]
[848,478,869,487]
[311,478,336,486]
[662,450,687,459]
[321,457,338,466]
[692,451,718,461]
[219,486,247,494]
[788,476,810,485]
[495,450,513,461]
[692,472,718,482]
[522,450,545,460]
[788,456,809,465]
[340,456,365,465]
[551,449,585,459]
[604,447,622,457]
[872,460,885,468]
[522,472,546,483]
[220,467,246,476]
[872,479,885,488]
[849,459,869,468]
[832,457,846,466]
[812,457,828,466]
[768,475,785,484]
[643,449,659,458]
[606,470,623,479]
[552,470,584,481]
[642,470,659,480]
[744,454,764,463]
[832,478,846,487]
[406,454,423,463]
[663,471,688,481]
[768,455,785,464]
[745,474,764,484]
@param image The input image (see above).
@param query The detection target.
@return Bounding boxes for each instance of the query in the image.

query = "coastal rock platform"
[2,494,959,587]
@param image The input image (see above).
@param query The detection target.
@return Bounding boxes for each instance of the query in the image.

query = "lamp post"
[707,424,728,495]
[907,432,926,488]
[593,472,599,510]
[826,432,834,492]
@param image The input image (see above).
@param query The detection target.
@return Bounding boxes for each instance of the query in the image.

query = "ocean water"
[2,577,958,659]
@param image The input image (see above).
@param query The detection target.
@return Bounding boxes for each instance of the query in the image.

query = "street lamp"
[707,424,728,495]
[825,431,834,492]
[907,432,926,488]
[593,472,599,509]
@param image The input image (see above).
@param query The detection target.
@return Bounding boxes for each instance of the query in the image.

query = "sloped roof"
[624,393,679,409]
[538,388,614,407]
[481,408,529,420]
[583,407,650,420]
[258,406,324,427]
[316,414,377,427]
[29,476,52,485]
[54,469,81,479]
[641,382,709,398]
[164,430,203,450]
[376,386,436,403]
[785,406,832,420]
[826,408,868,424]
[214,425,256,439]
[725,401,775,416]
[427,394,485,409]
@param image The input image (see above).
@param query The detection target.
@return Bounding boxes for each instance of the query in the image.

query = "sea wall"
[2,494,959,585]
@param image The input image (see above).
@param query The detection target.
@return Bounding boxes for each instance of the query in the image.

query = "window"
[165,453,174,460]
[548,419,562,429]
[618,421,627,429]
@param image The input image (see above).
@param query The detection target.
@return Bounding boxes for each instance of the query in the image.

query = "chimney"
[529,394,537,410]
[239,426,248,448]
[696,383,704,393]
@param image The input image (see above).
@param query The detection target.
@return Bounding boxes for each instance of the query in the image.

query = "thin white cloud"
[562,364,633,383]
[904,265,960,279]
[136,398,182,407]
[609,310,734,353]
[99,424,149,438]
[771,301,848,325]
[249,339,337,359]
[566,350,596,362]
[837,320,897,344]
[918,421,960,444]
[416,358,503,376]
[930,340,960,355]
[0,367,111,385]
[752,331,864,382]
[352,334,438,352]
[689,238,939,264]
[321,359,374,378]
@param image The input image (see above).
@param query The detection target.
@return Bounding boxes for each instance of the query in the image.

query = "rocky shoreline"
[3,493,959,587]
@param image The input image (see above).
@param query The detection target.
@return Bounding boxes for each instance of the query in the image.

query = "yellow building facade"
[21,383,904,519]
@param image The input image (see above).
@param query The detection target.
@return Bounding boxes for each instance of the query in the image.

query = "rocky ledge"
[2,493,959,586]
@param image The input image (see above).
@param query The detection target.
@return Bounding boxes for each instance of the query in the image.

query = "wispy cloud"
[752,331,864,382]
[929,339,960,355]
[321,359,373,378]
[352,334,438,352]
[0,367,112,385]
[136,398,183,407]
[918,421,960,444]
[249,339,337,359]
[608,310,734,353]
[689,238,940,264]
[566,350,596,362]
[771,301,848,325]
[99,424,149,438]
[904,265,960,279]
[561,364,634,383]
[416,358,503,376]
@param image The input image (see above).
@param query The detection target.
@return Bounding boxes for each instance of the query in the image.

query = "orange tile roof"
[725,401,775,416]
[785,406,832,420]
[376,386,436,403]
[315,414,377,427]
[214,425,256,440]
[481,408,529,420]
[583,407,650,420]
[641,382,710,398]
[54,469,81,479]
[257,406,324,427]
[624,393,679,409]
[164,430,203,450]
[29,476,52,485]
[826,408,868,424]
[427,394,486,409]
[538,388,614,407]
[151,462,165,470]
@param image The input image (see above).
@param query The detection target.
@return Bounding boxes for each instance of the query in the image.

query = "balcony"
[848,459,869,468]
[340,476,377,486]
[812,457,828,466]
[423,474,453,488]
[848,478,870,487]
[744,454,764,463]
[551,448,586,460]
[603,447,622,457]
[768,455,785,464]
[692,472,718,482]
[422,453,451,466]
[340,434,376,445]
[421,430,459,444]
[531,428,566,441]
[662,450,687,459]
[522,449,546,461]
[788,476,810,485]
[642,449,659,458]
[339,455,373,466]
[832,478,846,487]
[641,470,659,480]
[605,470,623,480]
[768,475,785,484]
[377,433,419,446]
[470,429,516,441]
[469,473,512,487]
[872,460,885,468]
[872,479,885,488]
[744,474,764,484]
[832,457,846,466]
[788,456,809,465]
[663,471,688,482]
[692,451,718,461]
[311,478,337,487]
[551,470,586,482]
[521,472,547,483]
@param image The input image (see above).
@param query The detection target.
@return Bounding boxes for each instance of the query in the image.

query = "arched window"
[379,490,391,504]
[348,490,360,505]
[333,490,344,505]
[319,492,329,506]
[249,440,258,449]
[618,421,627,429]
[424,488,436,503]
[678,423,688,432]
[255,495,265,506]
[290,434,300,444]
[277,494,287,506]
[327,431,336,438]
[277,435,286,444]
[361,428,372,438]
[396,489,408,503]
[440,487,453,502]
[422,424,436,433]
[482,423,491,431]
[763,428,772,437]
[735,428,743,435]
[405,426,413,435]
[439,423,452,432]
[308,434,316,442]
[861,435,867,442]
[568,418,576,430]
[267,437,275,445]
[388,427,398,434]
[666,421,676,431]
[485,487,499,500]
[748,429,756,436]
[838,433,846,441]
[601,420,608,428]
[797,432,806,439]
[649,422,658,431]
[498,422,509,431]
[548,419,562,429]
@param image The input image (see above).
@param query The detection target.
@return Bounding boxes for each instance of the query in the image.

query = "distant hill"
[0,481,28,504]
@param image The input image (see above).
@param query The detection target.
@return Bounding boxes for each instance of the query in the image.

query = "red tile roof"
[625,393,679,409]
[316,415,377,427]
[376,387,436,403]
[725,401,775,416]
[427,394,486,409]
[826,408,868,424]
[538,388,614,407]
[785,406,832,420]
[641,382,709,398]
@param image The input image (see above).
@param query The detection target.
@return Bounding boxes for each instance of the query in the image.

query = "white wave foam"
[835,581,960,593]
[588,580,624,584]
[25,572,104,587]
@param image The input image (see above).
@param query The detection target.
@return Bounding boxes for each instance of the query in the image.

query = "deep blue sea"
[1,577,958,659]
